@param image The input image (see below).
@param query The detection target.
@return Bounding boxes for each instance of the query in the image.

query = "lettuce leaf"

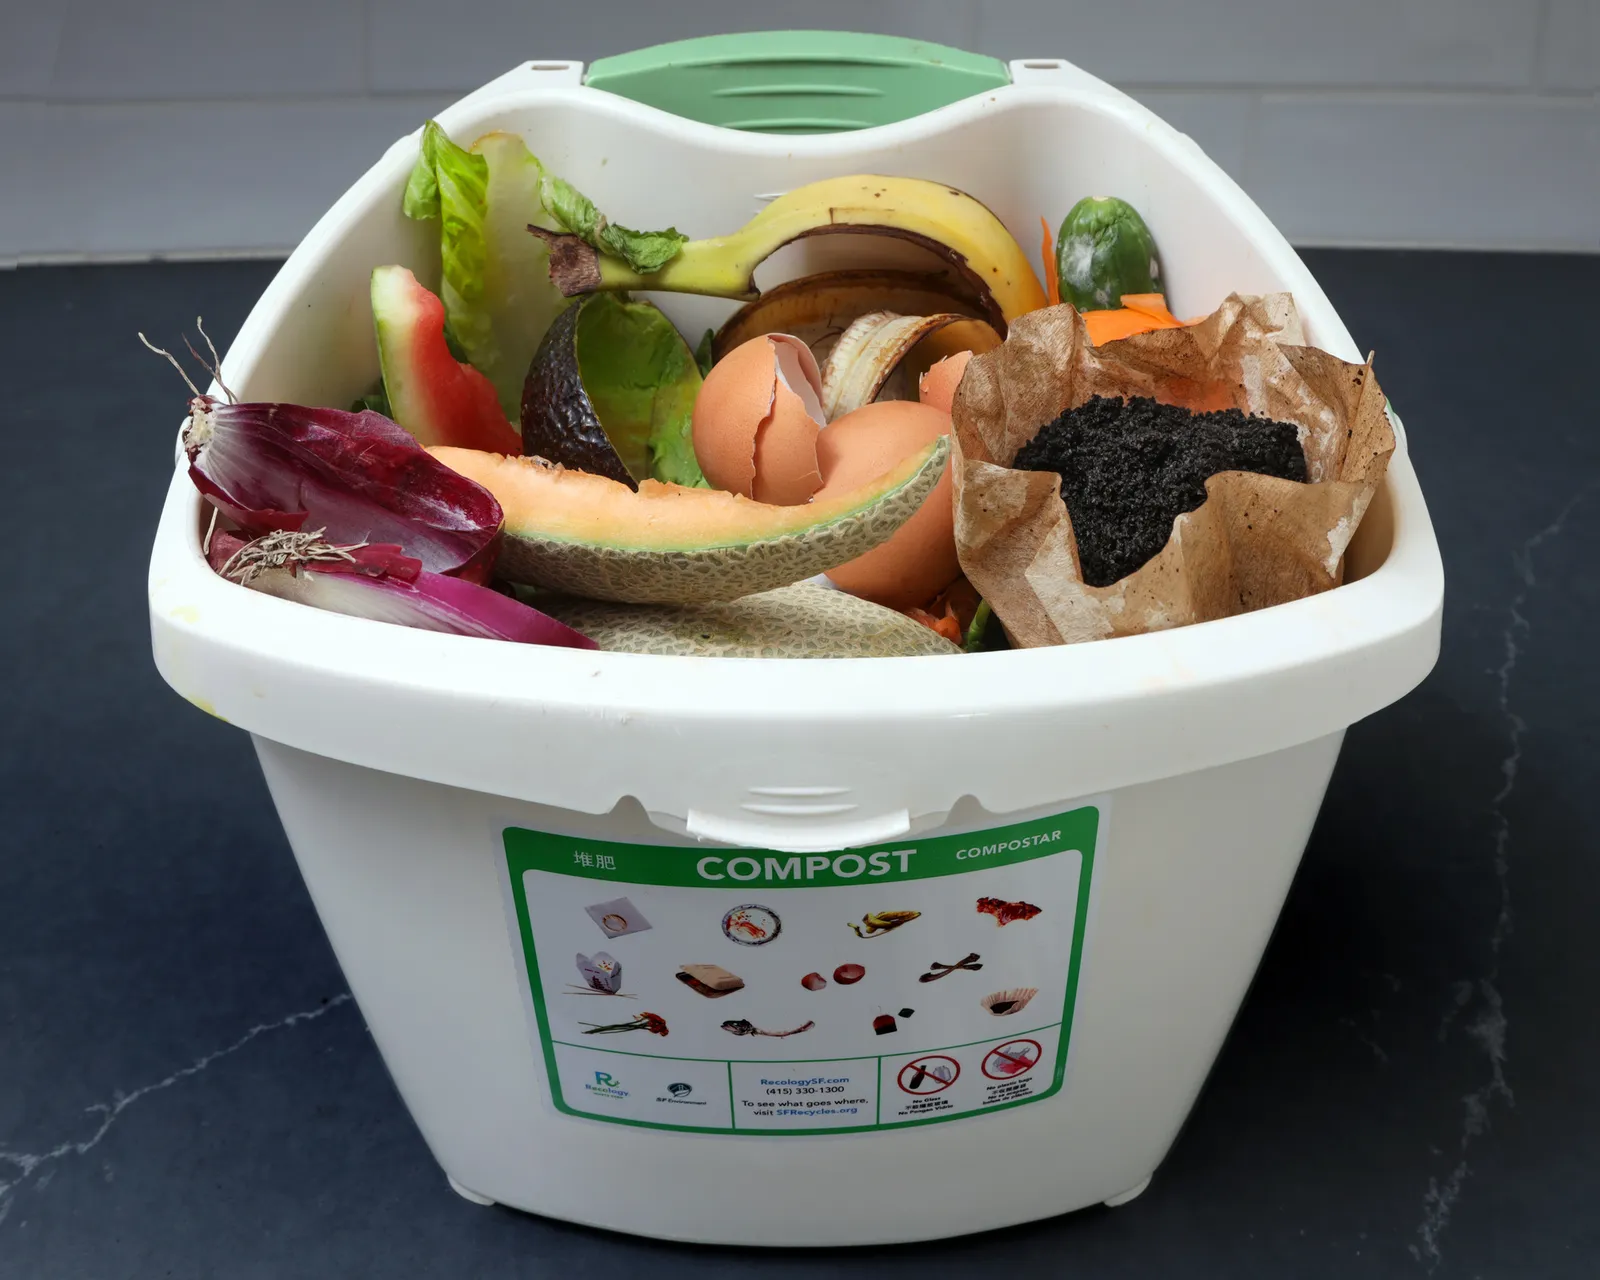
[402,122,494,386]
[539,174,688,275]
[350,387,392,417]
[467,132,573,416]
[402,119,686,418]
[693,328,715,378]
[403,121,571,419]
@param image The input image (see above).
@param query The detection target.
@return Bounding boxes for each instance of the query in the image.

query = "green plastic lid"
[585,31,1010,134]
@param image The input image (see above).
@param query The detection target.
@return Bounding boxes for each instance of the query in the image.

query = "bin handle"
[684,803,913,854]
[583,32,1010,134]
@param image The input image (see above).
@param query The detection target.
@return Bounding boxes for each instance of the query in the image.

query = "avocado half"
[520,292,706,489]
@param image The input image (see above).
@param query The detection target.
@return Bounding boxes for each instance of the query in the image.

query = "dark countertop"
[3,251,1597,1278]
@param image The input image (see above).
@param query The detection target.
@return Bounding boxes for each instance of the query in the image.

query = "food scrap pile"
[161,121,1392,659]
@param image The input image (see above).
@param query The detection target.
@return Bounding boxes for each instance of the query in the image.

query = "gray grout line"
[0,88,1594,110]
[0,92,456,109]
[43,8,66,95]
[1237,91,1262,200]
[1285,237,1600,254]
[2,248,297,270]
[1124,84,1597,101]
[7,241,1597,274]
[1532,0,1554,90]
[360,0,374,98]
[1245,87,1599,107]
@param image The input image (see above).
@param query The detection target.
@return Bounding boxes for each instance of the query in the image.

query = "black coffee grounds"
[1012,395,1306,587]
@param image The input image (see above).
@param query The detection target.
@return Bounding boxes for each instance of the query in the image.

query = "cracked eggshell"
[817,400,961,610]
[754,336,825,505]
[918,349,974,415]
[692,334,824,505]
[692,335,769,497]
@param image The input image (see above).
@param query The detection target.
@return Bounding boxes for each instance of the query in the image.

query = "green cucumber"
[1055,197,1164,312]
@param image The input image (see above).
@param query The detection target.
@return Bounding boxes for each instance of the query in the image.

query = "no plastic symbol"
[981,1039,1041,1080]
[898,1055,960,1095]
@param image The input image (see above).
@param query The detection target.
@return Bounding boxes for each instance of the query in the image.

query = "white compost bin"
[147,42,1443,1247]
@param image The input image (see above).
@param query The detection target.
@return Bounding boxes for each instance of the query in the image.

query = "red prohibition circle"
[981,1038,1042,1080]
[897,1055,960,1095]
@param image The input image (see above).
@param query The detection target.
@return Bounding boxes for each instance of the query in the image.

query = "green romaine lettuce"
[402,123,491,362]
[350,387,392,417]
[693,328,716,378]
[403,121,570,419]
[540,174,687,274]
[403,120,689,419]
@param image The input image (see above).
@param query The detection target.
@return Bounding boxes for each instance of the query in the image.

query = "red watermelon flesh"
[371,265,523,455]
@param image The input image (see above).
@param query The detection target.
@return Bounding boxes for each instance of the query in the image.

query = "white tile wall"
[0,97,453,260]
[0,10,65,98]
[1,0,1596,261]
[1127,91,1255,179]
[1539,0,1599,90]
[366,0,980,95]
[1248,94,1600,250]
[46,0,366,100]
[976,0,1545,89]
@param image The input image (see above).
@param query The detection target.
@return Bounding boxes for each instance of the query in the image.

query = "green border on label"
[505,806,1098,1135]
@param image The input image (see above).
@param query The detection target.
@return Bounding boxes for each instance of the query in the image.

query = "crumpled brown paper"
[951,293,1394,647]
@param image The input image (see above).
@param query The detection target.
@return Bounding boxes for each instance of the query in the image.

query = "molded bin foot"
[448,1174,496,1206]
[1103,1175,1152,1208]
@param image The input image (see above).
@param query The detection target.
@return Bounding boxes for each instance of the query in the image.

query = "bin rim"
[147,62,1443,840]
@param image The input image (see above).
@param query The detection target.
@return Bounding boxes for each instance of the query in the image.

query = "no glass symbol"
[898,1055,960,1095]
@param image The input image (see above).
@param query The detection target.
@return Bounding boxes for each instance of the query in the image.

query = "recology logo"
[586,1070,628,1099]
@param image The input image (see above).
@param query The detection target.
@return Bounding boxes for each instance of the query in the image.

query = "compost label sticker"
[502,806,1099,1135]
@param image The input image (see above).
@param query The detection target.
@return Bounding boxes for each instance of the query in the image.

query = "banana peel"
[712,268,989,364]
[532,174,1046,333]
[820,310,986,421]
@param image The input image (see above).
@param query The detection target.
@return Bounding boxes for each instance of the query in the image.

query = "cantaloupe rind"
[534,584,963,658]
[429,437,949,604]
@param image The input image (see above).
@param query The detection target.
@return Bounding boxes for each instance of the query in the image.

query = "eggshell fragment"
[692,336,772,497]
[816,400,961,609]
[752,336,824,505]
[692,333,825,505]
[918,349,974,415]
[771,334,825,422]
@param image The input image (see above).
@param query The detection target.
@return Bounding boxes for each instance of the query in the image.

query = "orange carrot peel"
[1040,217,1061,307]
[1082,293,1183,345]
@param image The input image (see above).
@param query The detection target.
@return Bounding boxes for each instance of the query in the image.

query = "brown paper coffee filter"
[950,293,1394,647]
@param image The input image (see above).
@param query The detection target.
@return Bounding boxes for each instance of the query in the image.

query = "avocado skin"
[520,299,636,489]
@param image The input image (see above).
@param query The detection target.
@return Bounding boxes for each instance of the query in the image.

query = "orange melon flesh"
[427,439,951,604]
[431,443,938,550]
